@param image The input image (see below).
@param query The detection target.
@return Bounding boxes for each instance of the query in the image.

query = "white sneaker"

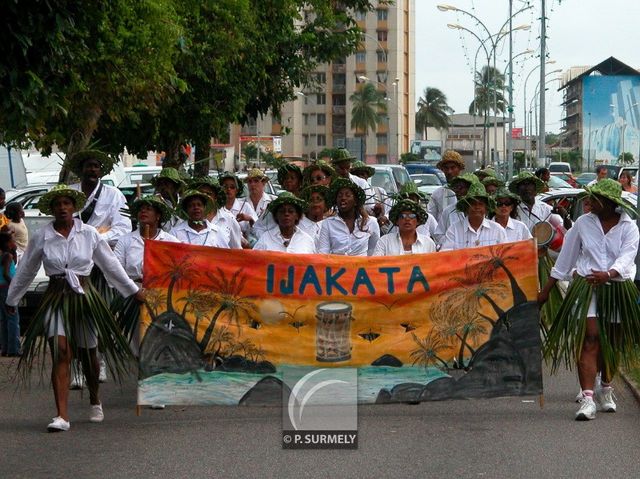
[150,404,165,410]
[575,390,584,402]
[70,369,85,390]
[98,359,107,383]
[47,416,70,432]
[595,387,617,412]
[89,403,104,423]
[575,396,597,421]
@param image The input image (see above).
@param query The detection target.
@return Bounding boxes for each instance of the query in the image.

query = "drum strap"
[80,182,104,223]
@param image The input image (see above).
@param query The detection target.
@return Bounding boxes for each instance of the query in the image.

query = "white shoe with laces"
[595,387,617,412]
[575,373,602,402]
[47,416,70,432]
[575,396,596,421]
[89,403,104,423]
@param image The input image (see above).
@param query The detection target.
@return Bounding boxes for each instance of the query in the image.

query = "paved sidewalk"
[1,356,639,479]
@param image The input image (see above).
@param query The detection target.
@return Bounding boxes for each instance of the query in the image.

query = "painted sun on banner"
[138,240,541,406]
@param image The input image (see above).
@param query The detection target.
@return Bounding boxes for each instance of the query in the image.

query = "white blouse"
[427,185,456,225]
[373,232,436,256]
[253,227,316,254]
[441,217,507,251]
[170,221,230,248]
[223,198,258,234]
[318,215,380,256]
[297,216,324,244]
[434,203,465,244]
[210,210,242,249]
[70,182,132,246]
[550,212,639,281]
[114,229,180,281]
[494,217,533,243]
[6,219,139,306]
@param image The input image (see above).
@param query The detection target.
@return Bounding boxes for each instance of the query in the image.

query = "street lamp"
[447,22,530,167]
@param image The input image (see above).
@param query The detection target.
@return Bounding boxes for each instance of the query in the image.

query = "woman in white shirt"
[219,172,257,240]
[490,188,532,243]
[114,196,179,349]
[441,182,506,251]
[539,179,640,421]
[297,185,331,246]
[253,193,315,254]
[318,178,380,256]
[5,185,143,432]
[170,190,230,248]
[374,199,436,256]
[190,177,242,248]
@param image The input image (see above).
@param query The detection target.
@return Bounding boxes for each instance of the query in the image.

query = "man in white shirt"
[428,150,466,225]
[586,165,608,187]
[68,150,131,248]
[331,148,376,214]
[509,172,554,232]
[434,172,480,245]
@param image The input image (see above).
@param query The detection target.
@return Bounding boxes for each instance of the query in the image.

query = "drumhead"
[317,301,351,314]
[532,221,554,246]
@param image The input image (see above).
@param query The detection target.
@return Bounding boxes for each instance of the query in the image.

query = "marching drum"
[531,220,565,252]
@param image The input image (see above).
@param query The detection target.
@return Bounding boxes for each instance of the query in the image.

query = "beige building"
[230,1,415,166]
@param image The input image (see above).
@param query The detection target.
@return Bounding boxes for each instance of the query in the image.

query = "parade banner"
[138,240,542,406]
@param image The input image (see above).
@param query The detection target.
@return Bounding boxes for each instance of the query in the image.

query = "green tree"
[415,87,453,140]
[350,83,387,160]
[618,152,635,165]
[469,66,506,162]
[400,152,420,164]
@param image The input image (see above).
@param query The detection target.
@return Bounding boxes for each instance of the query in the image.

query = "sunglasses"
[399,212,417,220]
[496,201,513,207]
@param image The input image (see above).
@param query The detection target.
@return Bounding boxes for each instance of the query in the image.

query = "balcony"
[332,123,346,135]
[332,105,346,115]
[332,64,346,74]
[332,83,346,93]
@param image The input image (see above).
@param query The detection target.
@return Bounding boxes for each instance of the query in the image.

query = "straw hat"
[303,161,336,185]
[328,177,366,207]
[37,184,87,215]
[67,150,116,178]
[579,178,637,217]
[436,150,465,170]
[218,171,244,197]
[301,185,332,208]
[277,163,303,185]
[244,168,269,182]
[389,199,428,226]
[130,195,173,224]
[455,182,496,213]
[179,190,215,216]
[330,148,357,164]
[350,161,375,178]
[508,171,545,194]
[189,177,226,208]
[267,192,308,217]
[150,167,187,189]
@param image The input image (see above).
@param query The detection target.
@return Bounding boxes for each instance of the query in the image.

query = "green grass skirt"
[538,251,563,338]
[544,276,640,378]
[19,277,134,383]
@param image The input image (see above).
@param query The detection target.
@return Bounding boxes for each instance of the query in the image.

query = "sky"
[415,0,640,134]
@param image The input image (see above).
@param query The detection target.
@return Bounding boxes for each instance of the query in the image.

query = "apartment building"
[230,1,415,165]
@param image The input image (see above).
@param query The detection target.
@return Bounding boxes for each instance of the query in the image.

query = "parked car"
[539,188,637,222]
[120,166,163,187]
[575,172,597,187]
[548,161,572,175]
[410,173,443,197]
[369,164,412,196]
[598,164,639,181]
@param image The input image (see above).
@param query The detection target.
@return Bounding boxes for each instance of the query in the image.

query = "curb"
[621,371,640,405]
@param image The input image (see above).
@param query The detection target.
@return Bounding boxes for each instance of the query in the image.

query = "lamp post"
[439,2,532,172]
[530,73,562,165]
[523,61,555,165]
[393,77,400,161]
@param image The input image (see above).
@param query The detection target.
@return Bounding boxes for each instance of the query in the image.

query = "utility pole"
[507,0,514,179]
[537,0,546,166]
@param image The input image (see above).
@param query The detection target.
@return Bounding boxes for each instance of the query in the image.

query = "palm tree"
[350,83,387,160]
[415,87,454,140]
[445,264,509,319]
[198,268,258,352]
[410,330,450,371]
[471,244,528,306]
[469,66,507,162]
[146,253,199,314]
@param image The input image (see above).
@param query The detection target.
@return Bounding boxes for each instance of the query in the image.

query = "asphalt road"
[1,357,639,479]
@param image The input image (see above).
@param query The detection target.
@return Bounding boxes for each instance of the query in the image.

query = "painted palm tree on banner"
[350,83,387,160]
[469,66,507,162]
[415,87,454,140]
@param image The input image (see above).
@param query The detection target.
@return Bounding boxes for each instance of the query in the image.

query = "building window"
[355,10,366,21]
[377,50,387,63]
[316,93,326,105]
[377,30,388,42]
[317,114,326,126]
[376,71,387,83]
[355,51,366,63]
[303,135,308,146]
[315,72,326,83]
[377,134,388,146]
[317,134,326,147]
[303,113,308,126]
[377,9,388,21]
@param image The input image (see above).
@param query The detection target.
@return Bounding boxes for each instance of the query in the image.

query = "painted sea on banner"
[138,239,541,406]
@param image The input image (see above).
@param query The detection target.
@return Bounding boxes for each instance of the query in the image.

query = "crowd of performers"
[1,148,639,431]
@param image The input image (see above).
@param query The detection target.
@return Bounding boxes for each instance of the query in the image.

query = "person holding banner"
[388,183,438,240]
[538,179,640,421]
[253,193,315,254]
[170,190,230,248]
[491,188,532,242]
[114,196,179,351]
[5,185,143,432]
[374,199,436,256]
[441,182,506,251]
[318,178,380,256]
[302,161,335,187]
